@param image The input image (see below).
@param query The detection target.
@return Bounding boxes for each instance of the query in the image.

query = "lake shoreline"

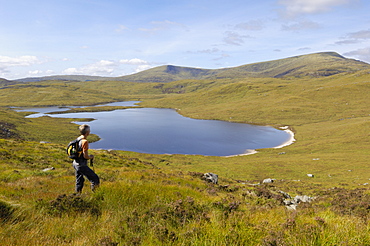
[13,102,295,157]
[274,126,296,149]
[224,126,295,157]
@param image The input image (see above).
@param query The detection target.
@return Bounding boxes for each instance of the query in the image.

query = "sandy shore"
[225,126,296,157]
[224,149,257,157]
[273,126,296,149]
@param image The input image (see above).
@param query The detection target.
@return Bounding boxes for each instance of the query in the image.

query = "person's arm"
[81,139,94,160]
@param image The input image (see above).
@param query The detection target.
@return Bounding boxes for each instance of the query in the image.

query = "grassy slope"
[140,70,370,184]
[215,52,370,78]
[1,67,369,184]
[1,53,370,245]
[1,138,370,245]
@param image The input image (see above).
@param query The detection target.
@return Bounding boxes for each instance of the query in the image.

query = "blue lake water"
[16,101,292,156]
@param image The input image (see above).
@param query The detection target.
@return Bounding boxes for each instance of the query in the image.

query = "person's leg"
[79,165,100,191]
[73,164,85,193]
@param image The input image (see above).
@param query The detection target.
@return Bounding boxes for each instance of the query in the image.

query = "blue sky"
[1,0,369,80]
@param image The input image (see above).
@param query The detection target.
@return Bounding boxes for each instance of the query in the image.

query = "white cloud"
[63,60,118,76]
[63,67,80,74]
[62,58,154,76]
[235,20,265,31]
[135,65,152,73]
[223,31,252,46]
[335,39,360,45]
[345,29,370,40]
[0,55,42,78]
[344,47,370,62]
[119,58,149,65]
[187,48,220,54]
[120,59,154,74]
[98,60,116,66]
[281,20,320,31]
[213,53,231,61]
[27,70,54,76]
[0,55,40,69]
[335,29,370,45]
[29,70,43,75]
[278,0,353,17]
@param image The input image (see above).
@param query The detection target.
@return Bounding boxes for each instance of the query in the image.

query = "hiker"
[72,124,100,193]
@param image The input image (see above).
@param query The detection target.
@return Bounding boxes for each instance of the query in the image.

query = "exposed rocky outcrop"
[0,122,19,139]
[203,173,218,184]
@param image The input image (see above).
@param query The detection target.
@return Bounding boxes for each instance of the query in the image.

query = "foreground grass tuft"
[0,200,13,222]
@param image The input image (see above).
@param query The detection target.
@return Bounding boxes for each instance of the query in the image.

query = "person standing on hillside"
[72,124,100,193]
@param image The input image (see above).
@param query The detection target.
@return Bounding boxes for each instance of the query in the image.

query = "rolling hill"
[12,52,370,83]
[14,74,113,83]
[211,52,370,79]
[118,52,370,82]
[0,78,14,87]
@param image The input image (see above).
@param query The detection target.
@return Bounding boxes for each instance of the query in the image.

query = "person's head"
[79,124,91,136]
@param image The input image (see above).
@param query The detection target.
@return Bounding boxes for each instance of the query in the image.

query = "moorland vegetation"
[0,52,370,245]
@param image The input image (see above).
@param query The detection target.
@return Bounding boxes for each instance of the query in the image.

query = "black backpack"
[66,138,82,159]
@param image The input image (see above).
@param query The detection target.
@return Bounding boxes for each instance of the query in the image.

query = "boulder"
[40,141,51,144]
[294,195,313,203]
[42,167,55,172]
[278,190,291,199]
[262,178,275,184]
[203,173,218,184]
[283,194,315,210]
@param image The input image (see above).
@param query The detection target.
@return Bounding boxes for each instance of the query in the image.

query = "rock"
[286,204,297,210]
[262,178,275,184]
[294,195,313,203]
[279,190,291,199]
[203,173,218,184]
[42,167,55,172]
[282,192,315,210]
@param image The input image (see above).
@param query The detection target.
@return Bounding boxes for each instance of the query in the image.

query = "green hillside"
[213,52,370,78]
[115,52,370,82]
[1,51,370,245]
[113,65,217,83]
[15,74,113,83]
[0,78,15,87]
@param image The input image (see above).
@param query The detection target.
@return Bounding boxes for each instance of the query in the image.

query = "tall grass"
[2,157,370,245]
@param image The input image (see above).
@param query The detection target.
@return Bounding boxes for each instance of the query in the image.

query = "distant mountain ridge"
[10,52,370,83]
[14,75,113,83]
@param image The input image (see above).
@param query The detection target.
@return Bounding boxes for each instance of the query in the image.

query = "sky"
[1,0,370,80]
